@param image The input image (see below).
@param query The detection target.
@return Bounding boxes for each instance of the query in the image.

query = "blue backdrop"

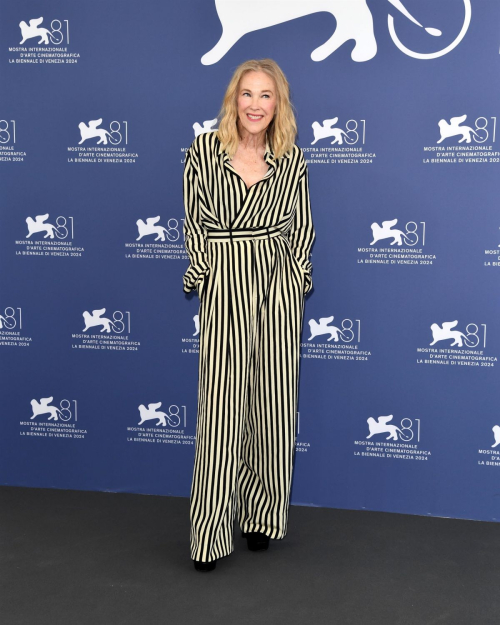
[2,0,499,522]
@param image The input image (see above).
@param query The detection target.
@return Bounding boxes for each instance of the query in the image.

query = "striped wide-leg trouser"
[189,225,306,563]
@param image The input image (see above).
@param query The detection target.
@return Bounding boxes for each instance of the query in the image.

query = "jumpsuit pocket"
[196,269,210,301]
[289,253,311,296]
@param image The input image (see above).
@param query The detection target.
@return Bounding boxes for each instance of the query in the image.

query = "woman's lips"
[246,113,263,122]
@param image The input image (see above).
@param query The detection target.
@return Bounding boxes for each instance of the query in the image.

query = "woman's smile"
[246,113,264,122]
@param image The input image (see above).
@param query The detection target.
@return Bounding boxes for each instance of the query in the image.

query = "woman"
[182,58,315,572]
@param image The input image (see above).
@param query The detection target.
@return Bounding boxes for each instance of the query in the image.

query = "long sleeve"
[182,141,210,294]
[289,152,315,295]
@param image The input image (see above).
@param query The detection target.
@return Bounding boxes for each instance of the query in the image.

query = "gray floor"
[1,485,499,625]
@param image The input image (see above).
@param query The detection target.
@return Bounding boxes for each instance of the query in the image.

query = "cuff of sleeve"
[303,272,313,295]
[183,261,210,293]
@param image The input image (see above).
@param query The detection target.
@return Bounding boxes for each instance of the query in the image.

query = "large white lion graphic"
[201,1,471,65]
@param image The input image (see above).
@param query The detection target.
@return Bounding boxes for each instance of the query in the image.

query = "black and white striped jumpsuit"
[182,129,315,563]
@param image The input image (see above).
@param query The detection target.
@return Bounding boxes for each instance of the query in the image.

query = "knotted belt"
[205,225,282,242]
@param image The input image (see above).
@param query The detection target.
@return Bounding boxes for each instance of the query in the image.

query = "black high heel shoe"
[241,531,270,551]
[193,559,217,572]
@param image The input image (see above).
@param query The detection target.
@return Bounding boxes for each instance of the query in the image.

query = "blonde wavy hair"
[216,58,298,160]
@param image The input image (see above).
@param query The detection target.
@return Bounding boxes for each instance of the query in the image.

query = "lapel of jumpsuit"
[217,135,277,229]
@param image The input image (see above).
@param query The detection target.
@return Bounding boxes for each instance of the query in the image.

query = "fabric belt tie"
[206,225,282,242]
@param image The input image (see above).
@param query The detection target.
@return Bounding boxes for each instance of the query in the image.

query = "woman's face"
[236,70,277,137]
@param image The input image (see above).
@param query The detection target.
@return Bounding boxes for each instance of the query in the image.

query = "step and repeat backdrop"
[1,1,499,522]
